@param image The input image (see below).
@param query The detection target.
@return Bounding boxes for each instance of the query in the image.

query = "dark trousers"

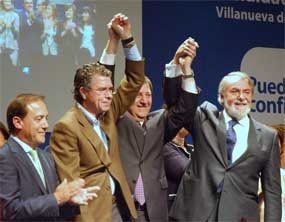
[112,203,123,222]
[207,194,221,222]
[134,202,149,222]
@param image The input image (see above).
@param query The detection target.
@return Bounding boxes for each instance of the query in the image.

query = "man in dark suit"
[19,0,42,71]
[50,14,144,222]
[0,93,99,221]
[166,44,281,221]
[117,37,199,221]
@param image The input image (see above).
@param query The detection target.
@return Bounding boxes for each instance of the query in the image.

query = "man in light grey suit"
[166,60,281,221]
[0,93,98,221]
[117,37,199,221]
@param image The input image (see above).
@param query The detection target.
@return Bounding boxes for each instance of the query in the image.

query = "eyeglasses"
[89,87,114,96]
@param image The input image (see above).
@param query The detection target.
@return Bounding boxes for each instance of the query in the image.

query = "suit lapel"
[9,138,47,194]
[38,151,56,193]
[124,113,145,157]
[216,114,228,168]
[75,107,112,167]
[201,112,227,168]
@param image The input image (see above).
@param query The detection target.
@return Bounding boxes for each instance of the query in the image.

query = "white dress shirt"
[164,63,198,94]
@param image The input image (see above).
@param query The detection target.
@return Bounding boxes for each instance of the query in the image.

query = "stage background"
[0,0,142,128]
[0,0,284,141]
[143,0,284,126]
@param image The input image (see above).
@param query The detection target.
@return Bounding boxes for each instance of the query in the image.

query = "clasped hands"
[54,178,100,206]
[172,37,200,76]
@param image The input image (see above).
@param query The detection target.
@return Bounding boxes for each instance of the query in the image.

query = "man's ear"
[79,87,87,100]
[12,116,23,130]
[220,94,225,104]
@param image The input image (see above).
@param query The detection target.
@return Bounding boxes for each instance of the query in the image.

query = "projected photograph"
[0,0,96,73]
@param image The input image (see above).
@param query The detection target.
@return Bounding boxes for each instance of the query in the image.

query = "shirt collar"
[77,102,99,125]
[11,135,35,153]
[223,109,249,127]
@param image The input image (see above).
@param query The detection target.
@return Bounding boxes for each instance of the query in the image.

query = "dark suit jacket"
[0,137,72,221]
[50,59,145,222]
[117,88,198,222]
[19,10,42,66]
[170,101,281,222]
[163,141,190,208]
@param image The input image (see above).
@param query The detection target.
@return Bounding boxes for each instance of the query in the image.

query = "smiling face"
[128,82,152,122]
[65,6,74,19]
[14,100,49,148]
[220,76,253,120]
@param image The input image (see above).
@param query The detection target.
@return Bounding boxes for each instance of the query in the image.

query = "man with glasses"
[50,13,144,222]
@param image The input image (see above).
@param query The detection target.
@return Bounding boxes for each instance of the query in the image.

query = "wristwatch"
[183,70,195,78]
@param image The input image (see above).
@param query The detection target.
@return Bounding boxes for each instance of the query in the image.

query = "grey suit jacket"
[170,101,281,222]
[0,137,74,221]
[117,90,198,222]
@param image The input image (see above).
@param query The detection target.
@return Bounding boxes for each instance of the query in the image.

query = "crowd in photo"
[0,0,96,69]
[0,11,284,222]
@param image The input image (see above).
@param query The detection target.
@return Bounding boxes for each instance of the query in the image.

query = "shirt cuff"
[164,63,183,78]
[99,49,116,65]
[181,78,198,94]
[123,44,142,61]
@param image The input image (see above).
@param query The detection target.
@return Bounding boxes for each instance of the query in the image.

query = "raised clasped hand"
[110,13,132,40]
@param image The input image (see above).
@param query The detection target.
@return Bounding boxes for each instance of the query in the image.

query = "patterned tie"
[226,119,238,166]
[134,173,145,205]
[29,149,46,188]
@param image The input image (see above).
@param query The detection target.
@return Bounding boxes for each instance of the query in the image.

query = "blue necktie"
[217,119,238,193]
[226,120,238,166]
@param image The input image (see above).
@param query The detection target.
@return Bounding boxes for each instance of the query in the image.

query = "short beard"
[224,100,251,120]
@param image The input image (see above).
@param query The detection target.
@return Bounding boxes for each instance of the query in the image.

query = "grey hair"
[217,71,254,105]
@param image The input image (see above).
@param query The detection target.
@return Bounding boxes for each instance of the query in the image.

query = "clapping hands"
[71,185,100,205]
[54,178,100,206]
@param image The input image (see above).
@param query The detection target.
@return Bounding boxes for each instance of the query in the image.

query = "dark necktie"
[226,119,238,166]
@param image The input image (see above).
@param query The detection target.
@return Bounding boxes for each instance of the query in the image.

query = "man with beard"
[167,70,281,221]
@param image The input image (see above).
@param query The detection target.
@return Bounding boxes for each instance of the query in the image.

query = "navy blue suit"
[0,137,77,221]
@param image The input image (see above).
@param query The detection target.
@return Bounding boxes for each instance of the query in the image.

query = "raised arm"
[105,13,145,119]
[163,37,199,107]
[163,37,199,142]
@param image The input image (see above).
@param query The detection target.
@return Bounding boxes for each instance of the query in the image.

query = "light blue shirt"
[77,103,115,194]
[99,44,142,65]
[223,110,249,163]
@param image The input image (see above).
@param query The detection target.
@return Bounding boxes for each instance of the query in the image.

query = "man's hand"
[172,37,199,69]
[71,185,101,205]
[53,178,85,205]
[179,56,193,76]
[110,13,132,40]
[107,19,120,43]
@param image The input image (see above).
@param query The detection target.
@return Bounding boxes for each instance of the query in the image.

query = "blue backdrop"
[142,0,284,110]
